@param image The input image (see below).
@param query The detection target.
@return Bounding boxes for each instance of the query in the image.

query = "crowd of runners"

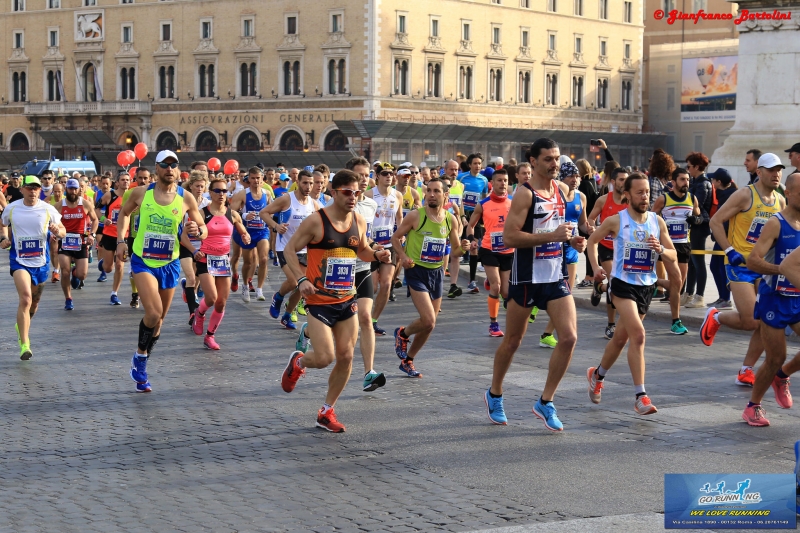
[2,138,800,432]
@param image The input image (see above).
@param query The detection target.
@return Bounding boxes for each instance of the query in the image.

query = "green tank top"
[405,207,452,270]
[133,184,185,267]
[122,188,138,237]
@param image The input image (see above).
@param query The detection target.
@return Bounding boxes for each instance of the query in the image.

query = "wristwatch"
[117,239,126,245]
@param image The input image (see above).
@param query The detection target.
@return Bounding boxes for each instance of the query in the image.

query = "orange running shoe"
[51,271,60,283]
[634,395,658,415]
[742,403,770,426]
[587,367,604,404]
[736,368,755,387]
[281,351,305,393]
[316,406,345,432]
[700,307,720,346]
[772,375,792,409]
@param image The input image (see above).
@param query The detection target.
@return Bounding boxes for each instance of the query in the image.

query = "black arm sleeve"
[603,148,614,162]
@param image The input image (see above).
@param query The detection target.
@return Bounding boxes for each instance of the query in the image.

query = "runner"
[280,169,392,432]
[229,167,271,303]
[483,139,585,430]
[178,171,211,324]
[97,172,131,304]
[743,172,800,426]
[443,160,465,298]
[47,181,64,281]
[703,153,786,387]
[116,150,207,392]
[365,163,403,336]
[0,176,66,360]
[587,167,629,339]
[40,171,60,282]
[191,175,249,350]
[392,178,469,377]
[467,169,513,337]
[651,167,702,335]
[459,154,490,293]
[586,172,677,416]
[261,169,320,329]
[93,175,112,272]
[56,178,99,310]
[122,167,155,308]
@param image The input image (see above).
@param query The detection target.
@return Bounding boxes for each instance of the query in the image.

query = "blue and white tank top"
[243,189,268,232]
[611,210,660,286]
[511,181,566,285]
[276,193,315,253]
[764,213,800,296]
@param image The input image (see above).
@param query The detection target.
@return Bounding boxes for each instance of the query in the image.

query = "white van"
[21,159,98,177]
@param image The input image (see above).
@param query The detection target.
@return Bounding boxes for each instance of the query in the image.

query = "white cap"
[372,160,382,166]
[495,157,504,165]
[399,161,412,168]
[397,169,411,176]
[155,150,179,163]
[419,162,428,168]
[758,153,785,169]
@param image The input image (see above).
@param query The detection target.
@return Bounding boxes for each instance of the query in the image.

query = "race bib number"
[534,228,562,260]
[623,242,655,273]
[463,191,480,209]
[372,225,392,246]
[449,195,461,207]
[16,236,44,259]
[745,217,769,244]
[419,236,446,264]
[668,221,688,241]
[245,212,265,230]
[62,233,83,252]
[490,231,506,252]
[324,257,356,291]
[142,232,176,261]
[189,238,202,250]
[110,208,120,224]
[207,254,232,277]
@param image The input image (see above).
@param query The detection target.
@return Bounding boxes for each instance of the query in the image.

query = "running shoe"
[188,312,195,327]
[204,334,220,350]
[477,264,485,273]
[685,295,706,308]
[97,270,107,283]
[296,322,311,353]
[484,278,491,291]
[70,269,80,290]
[587,367,604,404]
[670,320,689,335]
[467,281,479,294]
[716,299,733,310]
[64,298,74,311]
[269,250,275,260]
[248,279,255,293]
[447,284,463,298]
[19,342,32,361]
[135,381,152,393]
[389,291,396,302]
[373,322,386,336]
[772,375,792,409]
[394,279,403,289]
[489,322,504,337]
[230,274,239,292]
[272,257,279,267]
[197,286,204,299]
[241,283,250,303]
[130,354,148,384]
[363,370,387,392]
[79,279,84,289]
[634,395,658,415]
[269,292,283,318]
[110,294,122,306]
[180,278,187,302]
[532,399,563,431]
[192,312,206,336]
[576,279,593,289]
[297,300,307,316]
[316,406,345,432]
[290,310,298,323]
[736,368,756,387]
[591,280,602,306]
[700,307,720,346]
[742,403,769,426]
[659,291,671,303]
[130,293,140,308]
[399,358,422,378]
[280,313,297,330]
[604,324,616,340]
[394,327,409,359]
[680,292,693,306]
[281,351,305,393]
[256,288,266,301]
[484,390,508,425]
[706,298,722,308]
[529,306,539,324]
[539,334,557,348]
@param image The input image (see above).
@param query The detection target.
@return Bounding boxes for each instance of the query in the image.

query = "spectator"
[647,148,676,209]
[745,149,762,184]
[785,142,800,176]
[683,151,713,308]
[599,160,620,195]
[6,171,23,203]
[707,168,737,309]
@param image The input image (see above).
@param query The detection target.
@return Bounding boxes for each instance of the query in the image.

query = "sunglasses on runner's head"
[379,170,393,176]
[334,188,358,197]
[209,188,227,194]
[157,161,179,169]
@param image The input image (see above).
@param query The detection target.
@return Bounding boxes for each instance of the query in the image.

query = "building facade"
[1,0,650,169]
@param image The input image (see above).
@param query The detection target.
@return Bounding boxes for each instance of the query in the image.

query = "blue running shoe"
[484,390,507,425]
[97,258,104,273]
[64,298,74,311]
[394,327,409,359]
[532,399,563,432]
[97,270,107,282]
[130,354,148,384]
[399,358,422,378]
[269,292,284,319]
[136,381,152,393]
[269,250,275,260]
[280,313,297,330]
[70,268,80,290]
[197,285,204,299]
[110,294,122,305]
[296,322,311,353]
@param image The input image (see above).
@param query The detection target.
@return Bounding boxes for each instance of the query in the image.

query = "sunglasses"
[334,188,358,197]
[410,171,419,175]
[209,188,227,194]
[379,171,393,176]
[157,161,179,169]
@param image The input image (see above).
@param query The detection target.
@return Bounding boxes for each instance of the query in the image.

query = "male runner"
[483,139,585,430]
[467,169,513,336]
[97,172,131,304]
[392,178,469,377]
[40,170,61,282]
[0,176,66,359]
[586,172,677,416]
[116,150,207,392]
[744,172,800,426]
[229,167,271,302]
[262,169,320,329]
[365,163,403,335]
[651,167,701,335]
[280,169,391,432]
[703,153,785,386]
[459,154,489,292]
[443,159,465,297]
[587,167,629,339]
[56,178,99,310]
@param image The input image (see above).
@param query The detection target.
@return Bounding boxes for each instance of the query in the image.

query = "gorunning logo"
[698,479,763,506]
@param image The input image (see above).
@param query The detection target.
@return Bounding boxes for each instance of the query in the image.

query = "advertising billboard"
[681,56,737,122]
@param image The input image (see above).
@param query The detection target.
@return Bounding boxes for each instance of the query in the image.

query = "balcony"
[24,100,152,116]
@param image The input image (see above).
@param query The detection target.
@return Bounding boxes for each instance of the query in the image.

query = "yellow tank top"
[400,186,415,215]
[727,184,780,262]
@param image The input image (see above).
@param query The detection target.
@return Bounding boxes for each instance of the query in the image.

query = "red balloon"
[133,142,148,161]
[207,157,222,172]
[126,150,136,166]
[223,160,239,175]
[117,150,135,167]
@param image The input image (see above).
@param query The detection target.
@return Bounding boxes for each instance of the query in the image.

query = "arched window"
[490,68,502,102]
[47,70,60,102]
[546,73,558,105]
[622,80,632,110]
[156,131,178,151]
[597,78,608,109]
[167,66,175,98]
[279,130,304,151]
[518,71,531,103]
[83,63,96,102]
[13,72,27,102]
[236,130,261,151]
[394,59,409,96]
[198,65,206,97]
[249,63,257,96]
[10,132,29,151]
[195,130,218,151]
[207,64,215,97]
[328,59,336,94]
[121,68,129,100]
[427,62,441,97]
[128,67,136,100]
[159,66,167,99]
[337,59,346,94]
[572,75,583,107]
[323,129,348,151]
[240,63,248,96]
[283,61,291,95]
[292,61,300,95]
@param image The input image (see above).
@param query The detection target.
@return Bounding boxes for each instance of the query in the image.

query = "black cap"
[785,143,800,153]
[9,171,20,178]
[708,167,732,185]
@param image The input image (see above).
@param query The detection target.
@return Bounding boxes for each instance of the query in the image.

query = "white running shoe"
[685,294,706,308]
[256,288,265,301]
[241,283,250,303]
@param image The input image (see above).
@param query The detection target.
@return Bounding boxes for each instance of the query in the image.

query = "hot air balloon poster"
[680,56,737,122]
